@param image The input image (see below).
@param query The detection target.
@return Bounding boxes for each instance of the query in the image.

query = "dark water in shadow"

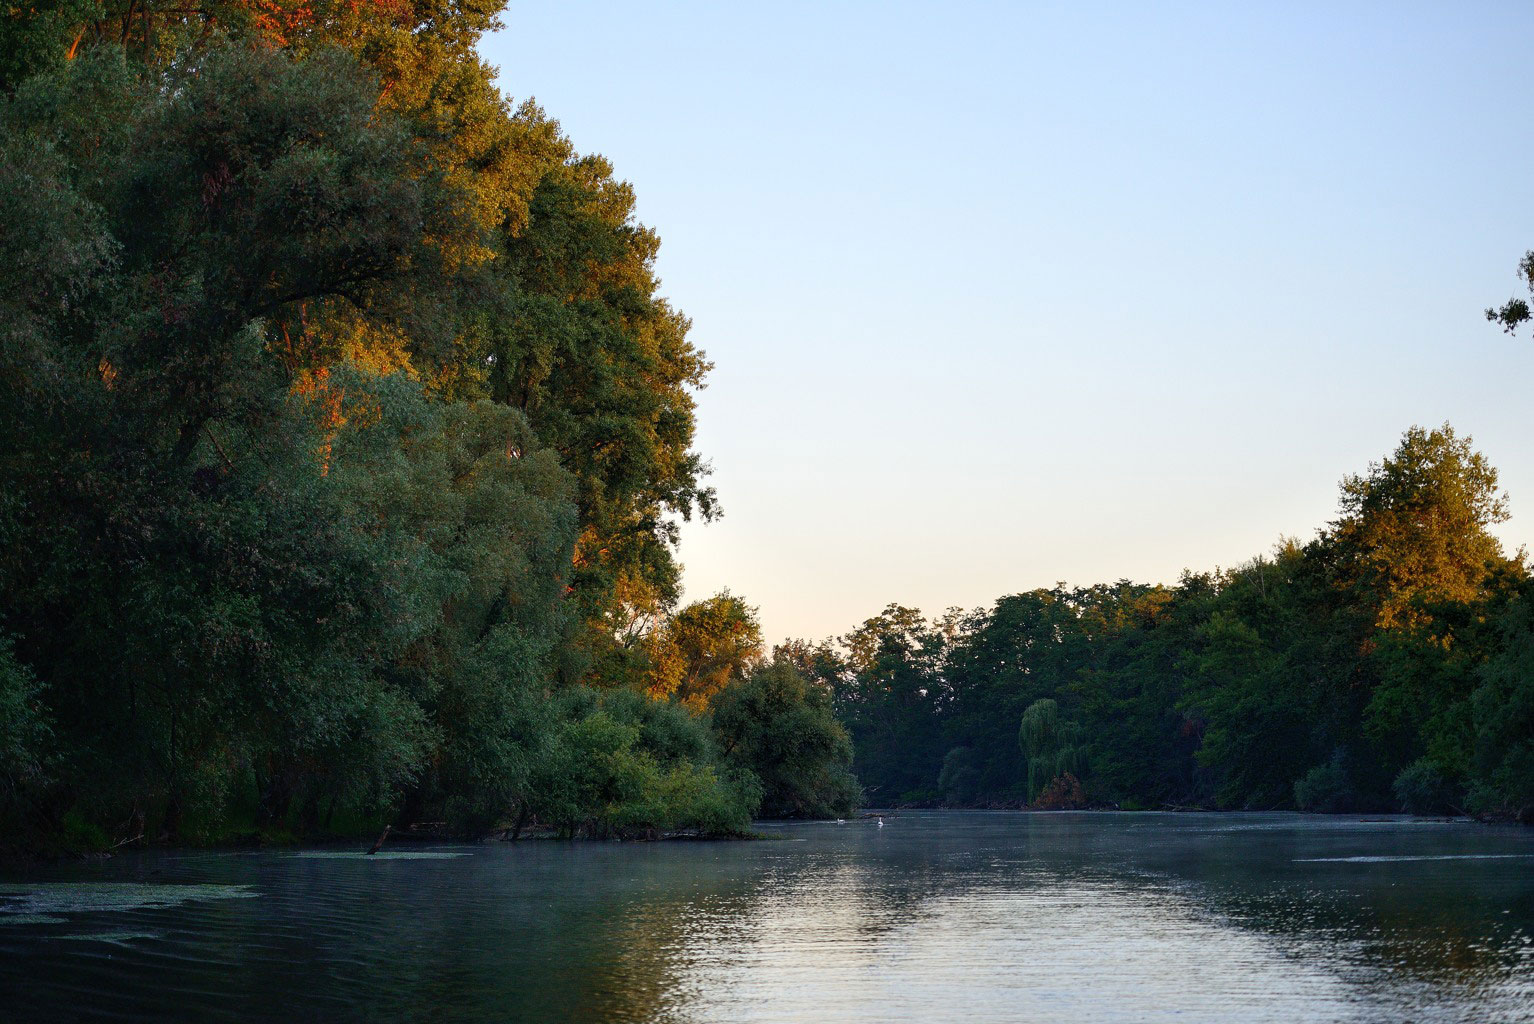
[2,812,1531,1022]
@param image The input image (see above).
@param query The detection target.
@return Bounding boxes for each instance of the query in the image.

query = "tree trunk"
[510,802,530,841]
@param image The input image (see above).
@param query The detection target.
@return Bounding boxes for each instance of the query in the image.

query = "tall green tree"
[0,33,775,850]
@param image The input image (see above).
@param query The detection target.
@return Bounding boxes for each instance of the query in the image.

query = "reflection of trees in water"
[1175,866,1534,994]
[1093,825,1534,995]
[598,818,1534,1023]
[558,871,747,1023]
[6,819,1530,1023]
[281,822,1534,1023]
[586,852,955,1023]
[624,852,1361,1022]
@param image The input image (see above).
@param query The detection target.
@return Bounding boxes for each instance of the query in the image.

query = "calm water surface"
[2,811,1532,1022]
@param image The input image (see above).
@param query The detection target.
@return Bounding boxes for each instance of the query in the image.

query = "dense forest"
[2,5,1532,857]
[803,421,1534,822]
[0,2,860,853]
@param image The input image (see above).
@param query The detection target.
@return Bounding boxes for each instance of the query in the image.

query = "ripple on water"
[1,813,1531,1023]
[0,882,258,923]
[1295,854,1534,863]
[58,931,162,947]
[290,851,470,860]
[658,873,1368,1024]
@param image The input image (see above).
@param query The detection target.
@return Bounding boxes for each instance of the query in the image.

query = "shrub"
[710,661,861,819]
[1393,758,1460,815]
[937,747,979,806]
[1294,750,1358,813]
[1033,773,1086,809]
[0,634,50,811]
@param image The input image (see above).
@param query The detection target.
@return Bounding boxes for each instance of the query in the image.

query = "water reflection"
[0,812,1530,1022]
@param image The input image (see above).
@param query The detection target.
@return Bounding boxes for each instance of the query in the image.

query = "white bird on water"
[877,816,884,828]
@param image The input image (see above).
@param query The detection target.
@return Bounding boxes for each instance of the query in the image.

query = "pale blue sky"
[483,2,1534,643]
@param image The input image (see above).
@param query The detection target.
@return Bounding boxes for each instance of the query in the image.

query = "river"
[2,811,1531,1022]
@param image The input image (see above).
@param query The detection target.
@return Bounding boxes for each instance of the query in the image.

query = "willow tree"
[1018,698,1087,803]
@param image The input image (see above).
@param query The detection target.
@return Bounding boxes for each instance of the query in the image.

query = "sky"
[481,2,1534,644]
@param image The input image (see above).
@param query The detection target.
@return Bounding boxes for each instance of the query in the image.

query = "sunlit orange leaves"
[291,365,382,474]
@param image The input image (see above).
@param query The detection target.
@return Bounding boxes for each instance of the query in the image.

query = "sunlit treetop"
[1326,424,1514,630]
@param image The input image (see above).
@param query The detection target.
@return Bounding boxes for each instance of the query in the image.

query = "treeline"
[0,3,856,852]
[798,424,1534,821]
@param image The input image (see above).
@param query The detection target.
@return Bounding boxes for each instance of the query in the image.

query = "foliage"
[1393,758,1459,816]
[0,26,817,852]
[645,593,763,709]
[8,15,1534,851]
[0,634,51,812]
[937,747,980,806]
[808,604,952,803]
[1294,751,1360,814]
[1467,584,1534,822]
[710,660,861,819]
[1018,699,1087,803]
[1033,772,1086,810]
[1327,423,1510,630]
[527,688,755,838]
[1485,250,1534,334]
[813,426,1534,821]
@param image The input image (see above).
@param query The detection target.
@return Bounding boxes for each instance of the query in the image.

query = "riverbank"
[0,816,789,867]
[868,799,1532,825]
